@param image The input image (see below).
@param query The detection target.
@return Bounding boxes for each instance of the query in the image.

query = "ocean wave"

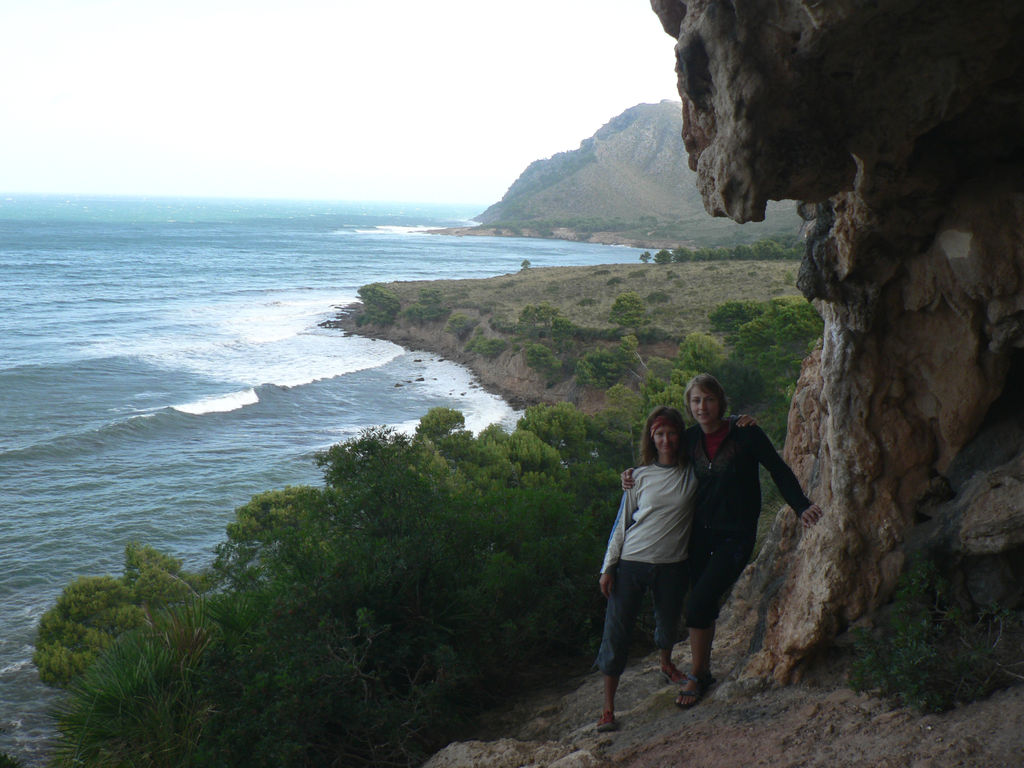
[0,409,185,462]
[172,388,259,415]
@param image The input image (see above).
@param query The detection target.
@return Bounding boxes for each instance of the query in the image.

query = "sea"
[0,195,633,764]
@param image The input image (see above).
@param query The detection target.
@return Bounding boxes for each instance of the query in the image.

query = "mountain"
[474,100,802,248]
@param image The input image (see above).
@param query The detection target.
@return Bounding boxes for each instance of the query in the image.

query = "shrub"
[525,342,562,384]
[52,602,212,768]
[849,555,1019,713]
[34,544,205,687]
[709,300,765,333]
[489,315,517,334]
[42,418,621,768]
[445,312,477,339]
[466,334,507,358]
[677,332,726,376]
[196,427,604,766]
[634,326,672,344]
[517,303,563,339]
[403,288,450,323]
[608,292,646,328]
[356,284,401,326]
[575,347,628,389]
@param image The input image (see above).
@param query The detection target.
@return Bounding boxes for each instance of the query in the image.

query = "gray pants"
[595,559,688,677]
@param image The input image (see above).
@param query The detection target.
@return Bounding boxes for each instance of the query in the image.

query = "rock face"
[651,0,1024,681]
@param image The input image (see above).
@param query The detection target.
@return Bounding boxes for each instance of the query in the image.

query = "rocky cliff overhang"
[651,0,1024,681]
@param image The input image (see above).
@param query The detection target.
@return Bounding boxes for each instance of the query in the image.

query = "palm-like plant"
[51,600,212,768]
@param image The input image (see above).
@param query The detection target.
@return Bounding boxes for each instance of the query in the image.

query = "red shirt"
[703,423,730,461]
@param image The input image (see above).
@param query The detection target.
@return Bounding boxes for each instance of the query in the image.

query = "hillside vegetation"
[344,246,819,441]
[354,251,800,341]
[473,101,802,247]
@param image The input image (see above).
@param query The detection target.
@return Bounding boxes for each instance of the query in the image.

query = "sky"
[0,0,681,205]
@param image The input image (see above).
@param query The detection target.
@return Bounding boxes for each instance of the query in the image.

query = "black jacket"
[687,418,811,538]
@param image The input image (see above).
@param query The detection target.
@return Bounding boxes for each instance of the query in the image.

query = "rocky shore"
[325,303,586,413]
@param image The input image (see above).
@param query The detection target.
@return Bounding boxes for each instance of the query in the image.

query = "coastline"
[426,225,688,251]
[324,304,584,413]
[323,258,807,418]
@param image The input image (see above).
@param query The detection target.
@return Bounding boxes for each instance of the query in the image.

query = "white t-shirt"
[600,463,697,573]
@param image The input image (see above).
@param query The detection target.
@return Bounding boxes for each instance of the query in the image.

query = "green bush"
[445,312,478,339]
[576,346,629,389]
[525,342,563,385]
[709,299,765,333]
[196,427,606,766]
[466,333,507,358]
[403,290,449,323]
[849,555,1019,712]
[608,292,646,328]
[37,407,628,767]
[517,303,564,339]
[356,284,401,326]
[52,602,212,768]
[34,543,205,687]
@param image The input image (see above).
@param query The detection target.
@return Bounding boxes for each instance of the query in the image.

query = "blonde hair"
[683,373,728,421]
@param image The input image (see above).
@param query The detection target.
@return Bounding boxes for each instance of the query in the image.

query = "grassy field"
[374,260,804,339]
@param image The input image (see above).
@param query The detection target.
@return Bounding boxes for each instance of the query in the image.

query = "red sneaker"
[596,710,617,732]
[660,663,685,684]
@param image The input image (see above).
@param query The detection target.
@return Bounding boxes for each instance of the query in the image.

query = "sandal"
[674,672,714,709]
[660,662,686,685]
[596,709,618,732]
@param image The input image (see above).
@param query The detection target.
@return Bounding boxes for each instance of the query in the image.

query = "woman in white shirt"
[594,405,696,732]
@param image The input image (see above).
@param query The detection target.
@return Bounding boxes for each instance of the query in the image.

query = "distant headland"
[430,100,802,251]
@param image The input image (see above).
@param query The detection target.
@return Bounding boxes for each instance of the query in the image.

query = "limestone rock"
[422,739,602,768]
[652,0,1024,681]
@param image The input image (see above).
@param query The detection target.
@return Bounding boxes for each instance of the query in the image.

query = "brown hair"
[639,405,688,466]
[683,373,728,421]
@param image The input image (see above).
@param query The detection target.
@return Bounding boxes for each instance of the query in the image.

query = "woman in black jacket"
[678,373,822,705]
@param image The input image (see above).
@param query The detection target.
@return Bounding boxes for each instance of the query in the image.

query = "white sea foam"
[1,659,32,675]
[173,388,259,415]
[395,355,522,434]
[129,289,404,392]
[351,225,436,235]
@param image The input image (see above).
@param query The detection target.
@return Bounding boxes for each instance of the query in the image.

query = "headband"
[649,415,675,437]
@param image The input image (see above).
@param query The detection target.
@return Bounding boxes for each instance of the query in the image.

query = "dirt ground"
[425,623,1024,768]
